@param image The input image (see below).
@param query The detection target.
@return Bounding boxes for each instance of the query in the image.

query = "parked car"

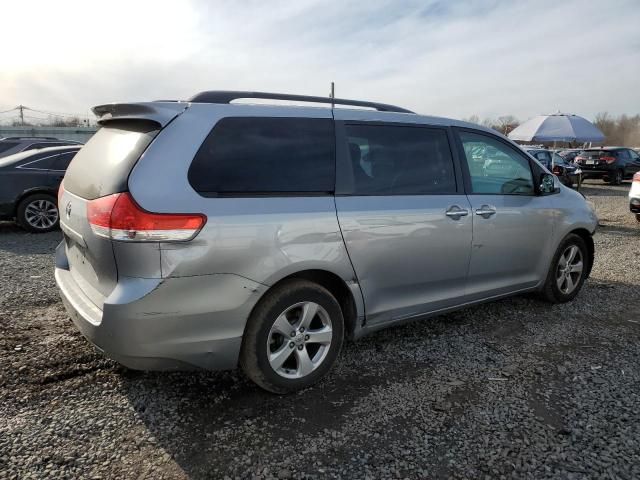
[0,146,81,232]
[574,147,640,184]
[55,91,597,394]
[630,172,640,222]
[0,137,83,159]
[557,149,583,163]
[524,148,580,187]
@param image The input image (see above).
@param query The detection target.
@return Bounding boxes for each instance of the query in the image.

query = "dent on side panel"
[159,197,357,287]
[112,242,162,278]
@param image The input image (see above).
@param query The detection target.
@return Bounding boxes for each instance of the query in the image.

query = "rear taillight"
[601,156,616,164]
[87,192,206,242]
[574,156,584,163]
[58,183,65,206]
[633,172,640,183]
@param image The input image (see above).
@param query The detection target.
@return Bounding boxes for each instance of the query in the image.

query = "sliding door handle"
[475,205,497,218]
[445,206,469,219]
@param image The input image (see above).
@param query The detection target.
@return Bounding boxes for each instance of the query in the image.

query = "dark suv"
[575,147,640,184]
[524,148,579,187]
[0,137,83,159]
[0,145,81,232]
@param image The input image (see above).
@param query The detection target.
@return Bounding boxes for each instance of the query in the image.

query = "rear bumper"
[580,168,612,178]
[55,243,267,371]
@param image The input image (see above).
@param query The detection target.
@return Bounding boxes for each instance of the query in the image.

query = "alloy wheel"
[267,301,333,379]
[24,199,58,230]
[556,245,583,295]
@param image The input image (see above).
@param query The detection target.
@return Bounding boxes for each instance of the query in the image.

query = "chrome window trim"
[15,153,61,171]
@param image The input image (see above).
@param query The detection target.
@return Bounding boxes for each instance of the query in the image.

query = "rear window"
[188,117,335,196]
[344,124,456,195]
[581,150,617,158]
[64,120,158,199]
[0,141,19,154]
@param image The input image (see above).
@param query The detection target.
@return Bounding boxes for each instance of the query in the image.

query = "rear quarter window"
[63,120,158,199]
[188,117,335,196]
[0,142,19,154]
[51,151,78,171]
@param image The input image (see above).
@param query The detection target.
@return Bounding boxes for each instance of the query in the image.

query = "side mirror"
[539,173,556,194]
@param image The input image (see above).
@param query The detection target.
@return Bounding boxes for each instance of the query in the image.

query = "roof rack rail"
[187,91,414,114]
[1,136,61,141]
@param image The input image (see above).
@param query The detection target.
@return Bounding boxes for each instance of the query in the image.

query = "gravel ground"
[1,180,639,480]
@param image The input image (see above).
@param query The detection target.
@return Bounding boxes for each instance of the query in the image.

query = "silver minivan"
[55,91,597,393]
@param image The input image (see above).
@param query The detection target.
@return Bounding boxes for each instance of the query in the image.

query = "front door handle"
[475,205,497,218]
[445,205,469,219]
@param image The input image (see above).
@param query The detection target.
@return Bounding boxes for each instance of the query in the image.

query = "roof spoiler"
[92,102,188,127]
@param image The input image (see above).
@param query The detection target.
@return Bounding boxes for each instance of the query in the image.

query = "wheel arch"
[568,228,595,278]
[249,269,363,341]
[13,187,58,216]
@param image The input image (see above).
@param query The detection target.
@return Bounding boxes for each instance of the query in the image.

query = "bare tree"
[496,115,520,135]
[51,116,83,127]
[594,112,640,146]
[462,115,480,125]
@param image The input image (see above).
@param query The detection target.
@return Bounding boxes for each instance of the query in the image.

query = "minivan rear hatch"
[59,102,187,308]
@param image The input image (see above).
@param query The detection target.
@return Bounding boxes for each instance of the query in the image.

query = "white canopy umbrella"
[508,112,605,144]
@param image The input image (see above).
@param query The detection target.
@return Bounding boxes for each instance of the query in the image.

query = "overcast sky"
[1,0,639,122]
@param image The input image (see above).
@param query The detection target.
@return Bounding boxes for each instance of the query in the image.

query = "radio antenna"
[330,82,335,109]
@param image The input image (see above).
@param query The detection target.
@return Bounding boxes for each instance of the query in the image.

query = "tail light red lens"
[634,172,640,183]
[601,156,616,164]
[58,183,65,207]
[574,156,584,163]
[87,192,206,242]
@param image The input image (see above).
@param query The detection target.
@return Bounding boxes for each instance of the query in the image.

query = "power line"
[24,107,89,118]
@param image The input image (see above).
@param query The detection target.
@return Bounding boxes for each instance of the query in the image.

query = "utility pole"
[19,105,24,126]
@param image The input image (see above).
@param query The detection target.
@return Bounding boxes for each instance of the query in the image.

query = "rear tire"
[608,169,623,185]
[16,193,59,233]
[541,233,590,303]
[240,279,344,394]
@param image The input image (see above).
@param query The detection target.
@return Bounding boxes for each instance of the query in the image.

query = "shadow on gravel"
[115,278,640,479]
[116,309,476,477]
[118,344,434,477]
[596,223,640,236]
[578,182,630,197]
[0,222,61,254]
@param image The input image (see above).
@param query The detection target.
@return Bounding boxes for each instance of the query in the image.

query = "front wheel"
[541,234,590,303]
[240,279,344,394]
[16,193,59,233]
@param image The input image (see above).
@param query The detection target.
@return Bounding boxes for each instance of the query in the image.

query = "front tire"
[541,234,590,303]
[16,193,59,233]
[240,279,344,394]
